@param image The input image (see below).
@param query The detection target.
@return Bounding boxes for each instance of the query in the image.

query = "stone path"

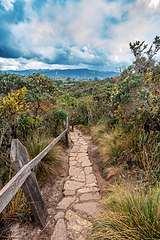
[51,128,100,240]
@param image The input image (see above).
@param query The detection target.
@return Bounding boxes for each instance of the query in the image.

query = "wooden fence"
[0,118,68,227]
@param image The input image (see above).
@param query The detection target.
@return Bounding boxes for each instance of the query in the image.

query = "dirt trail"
[8,128,107,240]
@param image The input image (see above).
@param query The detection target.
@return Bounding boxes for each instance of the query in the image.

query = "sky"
[0,0,160,72]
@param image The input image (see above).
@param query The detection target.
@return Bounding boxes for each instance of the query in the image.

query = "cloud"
[0,0,160,71]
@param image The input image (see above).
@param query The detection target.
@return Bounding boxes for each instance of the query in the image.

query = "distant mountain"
[3,68,119,79]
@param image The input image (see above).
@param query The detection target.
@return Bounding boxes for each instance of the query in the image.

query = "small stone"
[54,211,65,221]
[51,219,67,240]
[56,196,77,210]
[48,208,54,214]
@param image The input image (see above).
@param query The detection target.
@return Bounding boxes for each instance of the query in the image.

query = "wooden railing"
[0,118,68,227]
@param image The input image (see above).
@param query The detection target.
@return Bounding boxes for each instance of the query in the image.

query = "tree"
[129,36,160,73]
[0,87,27,148]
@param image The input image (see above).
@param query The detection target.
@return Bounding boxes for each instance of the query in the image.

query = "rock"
[70,160,77,166]
[65,209,92,240]
[86,174,97,184]
[77,156,89,163]
[69,166,82,176]
[78,153,88,157]
[56,196,77,210]
[70,170,85,182]
[54,211,65,221]
[51,219,68,240]
[84,167,93,175]
[77,184,99,194]
[73,202,100,217]
[82,160,92,167]
[64,180,85,191]
[80,193,100,201]
[63,190,76,196]
[70,152,77,157]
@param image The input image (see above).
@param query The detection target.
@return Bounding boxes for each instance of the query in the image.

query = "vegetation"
[0,72,67,232]
[0,37,160,238]
[91,184,160,239]
[26,133,62,179]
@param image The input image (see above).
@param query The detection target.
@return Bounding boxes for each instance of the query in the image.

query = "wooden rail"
[0,119,68,226]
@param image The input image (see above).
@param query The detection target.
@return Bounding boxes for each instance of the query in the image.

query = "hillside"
[3,68,119,80]
[0,68,160,239]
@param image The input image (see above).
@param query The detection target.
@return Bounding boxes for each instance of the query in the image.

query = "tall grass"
[0,171,30,238]
[26,133,62,178]
[91,124,159,185]
[91,184,160,240]
[91,124,138,166]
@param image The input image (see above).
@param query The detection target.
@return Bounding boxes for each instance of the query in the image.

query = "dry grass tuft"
[26,133,62,177]
[91,184,160,240]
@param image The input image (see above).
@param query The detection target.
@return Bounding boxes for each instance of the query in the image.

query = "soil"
[6,129,108,240]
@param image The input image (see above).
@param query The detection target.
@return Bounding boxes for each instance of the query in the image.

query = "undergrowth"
[91,184,160,240]
[26,133,62,180]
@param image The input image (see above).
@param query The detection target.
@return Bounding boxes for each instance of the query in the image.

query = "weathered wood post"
[10,139,48,227]
[64,117,69,147]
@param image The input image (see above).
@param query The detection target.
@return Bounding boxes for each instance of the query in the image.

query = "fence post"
[10,139,48,227]
[64,117,69,147]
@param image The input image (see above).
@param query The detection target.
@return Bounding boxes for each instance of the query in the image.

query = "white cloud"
[1,0,160,71]
[1,0,16,10]
[148,0,160,8]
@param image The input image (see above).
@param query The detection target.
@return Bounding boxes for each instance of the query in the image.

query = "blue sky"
[0,0,160,71]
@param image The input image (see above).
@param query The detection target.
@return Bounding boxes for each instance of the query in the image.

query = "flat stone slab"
[70,160,77,166]
[64,180,85,191]
[56,196,77,210]
[64,190,76,196]
[82,160,92,167]
[78,150,88,154]
[78,153,88,157]
[70,153,77,157]
[84,167,93,175]
[73,202,100,217]
[54,211,65,221]
[70,147,79,153]
[71,170,85,182]
[80,193,100,202]
[69,157,76,161]
[65,209,92,240]
[77,185,99,194]
[86,174,97,184]
[51,219,68,240]
[69,166,82,176]
[78,156,89,163]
